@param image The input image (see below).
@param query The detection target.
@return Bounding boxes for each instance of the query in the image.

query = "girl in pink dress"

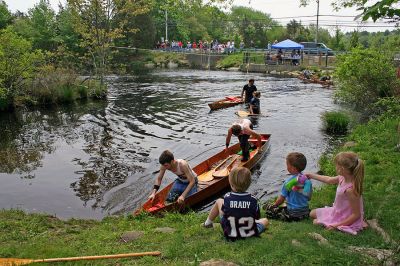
[306,152,368,235]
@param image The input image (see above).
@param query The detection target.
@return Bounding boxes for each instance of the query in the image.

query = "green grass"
[0,116,399,265]
[322,111,351,134]
[216,53,244,69]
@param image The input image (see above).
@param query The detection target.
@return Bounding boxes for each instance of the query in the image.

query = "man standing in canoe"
[225,119,262,162]
[148,150,198,204]
[241,78,257,104]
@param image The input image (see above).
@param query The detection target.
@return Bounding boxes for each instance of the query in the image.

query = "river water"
[0,69,338,220]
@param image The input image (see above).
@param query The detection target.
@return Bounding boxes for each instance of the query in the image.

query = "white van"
[300,42,334,55]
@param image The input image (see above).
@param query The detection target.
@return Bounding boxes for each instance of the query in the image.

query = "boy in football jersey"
[203,167,269,241]
[265,152,312,221]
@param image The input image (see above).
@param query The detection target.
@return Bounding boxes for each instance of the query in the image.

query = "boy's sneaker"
[202,222,214,229]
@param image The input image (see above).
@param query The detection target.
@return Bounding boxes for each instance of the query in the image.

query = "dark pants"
[238,134,250,161]
[265,203,310,222]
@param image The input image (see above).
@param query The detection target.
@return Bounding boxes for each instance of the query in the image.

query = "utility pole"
[165,10,168,42]
[315,0,319,43]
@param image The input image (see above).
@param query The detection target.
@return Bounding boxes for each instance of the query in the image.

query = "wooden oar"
[198,155,235,182]
[236,110,269,117]
[0,251,161,266]
[212,155,240,178]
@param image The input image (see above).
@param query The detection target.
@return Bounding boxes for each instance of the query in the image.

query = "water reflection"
[0,70,338,219]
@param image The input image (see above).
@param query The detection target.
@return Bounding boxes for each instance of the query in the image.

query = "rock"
[291,239,301,247]
[120,231,144,243]
[343,141,356,148]
[144,63,155,69]
[308,232,329,245]
[154,227,176,233]
[167,62,179,68]
[227,67,240,72]
[200,259,239,266]
[349,246,394,261]
[367,219,393,244]
[270,70,277,75]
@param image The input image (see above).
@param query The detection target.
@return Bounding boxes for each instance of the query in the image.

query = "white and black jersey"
[221,192,261,241]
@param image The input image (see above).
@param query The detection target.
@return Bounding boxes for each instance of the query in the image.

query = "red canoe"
[208,96,244,110]
[134,134,271,216]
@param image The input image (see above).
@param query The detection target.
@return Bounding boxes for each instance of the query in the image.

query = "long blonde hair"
[334,152,364,196]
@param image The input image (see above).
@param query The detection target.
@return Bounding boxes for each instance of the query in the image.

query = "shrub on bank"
[335,48,399,111]
[322,111,350,134]
[12,66,107,108]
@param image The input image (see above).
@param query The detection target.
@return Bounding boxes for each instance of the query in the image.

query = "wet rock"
[291,239,301,247]
[154,227,176,233]
[200,259,239,266]
[343,141,356,148]
[120,231,144,242]
[308,232,329,245]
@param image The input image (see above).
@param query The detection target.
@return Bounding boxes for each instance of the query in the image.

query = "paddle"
[212,155,240,178]
[198,155,235,182]
[236,110,269,118]
[0,252,161,266]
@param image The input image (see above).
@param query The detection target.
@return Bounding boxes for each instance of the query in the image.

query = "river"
[0,69,338,219]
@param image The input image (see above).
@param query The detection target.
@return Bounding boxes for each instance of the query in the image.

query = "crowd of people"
[147,78,367,241]
[155,39,240,53]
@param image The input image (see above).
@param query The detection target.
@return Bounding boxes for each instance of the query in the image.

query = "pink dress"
[316,176,366,235]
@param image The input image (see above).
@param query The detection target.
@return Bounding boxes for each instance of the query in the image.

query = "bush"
[0,87,10,111]
[372,97,400,119]
[322,111,351,134]
[334,48,399,111]
[58,84,76,103]
[82,79,107,99]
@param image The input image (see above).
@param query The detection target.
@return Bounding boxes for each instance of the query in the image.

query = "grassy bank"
[1,116,399,265]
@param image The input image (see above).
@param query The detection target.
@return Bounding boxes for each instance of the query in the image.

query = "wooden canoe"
[297,75,333,86]
[134,134,271,216]
[208,96,244,110]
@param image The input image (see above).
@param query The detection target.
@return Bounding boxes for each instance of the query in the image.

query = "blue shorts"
[256,222,266,233]
[166,178,198,202]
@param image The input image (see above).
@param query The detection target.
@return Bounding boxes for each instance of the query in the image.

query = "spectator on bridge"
[240,41,244,51]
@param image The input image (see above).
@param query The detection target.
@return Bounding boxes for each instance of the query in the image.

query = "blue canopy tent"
[271,39,304,50]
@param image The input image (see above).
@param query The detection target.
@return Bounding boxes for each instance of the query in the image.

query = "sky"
[4,0,398,33]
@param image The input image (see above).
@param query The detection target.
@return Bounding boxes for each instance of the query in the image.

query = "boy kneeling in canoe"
[225,118,262,162]
[203,167,269,241]
[148,150,198,204]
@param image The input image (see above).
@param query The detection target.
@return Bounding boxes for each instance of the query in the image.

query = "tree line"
[0,0,399,111]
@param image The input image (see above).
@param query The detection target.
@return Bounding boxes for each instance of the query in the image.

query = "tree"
[0,30,44,99]
[28,0,58,51]
[67,0,151,85]
[0,1,12,29]
[229,6,276,48]
[286,19,310,42]
[349,30,360,48]
[301,0,399,22]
